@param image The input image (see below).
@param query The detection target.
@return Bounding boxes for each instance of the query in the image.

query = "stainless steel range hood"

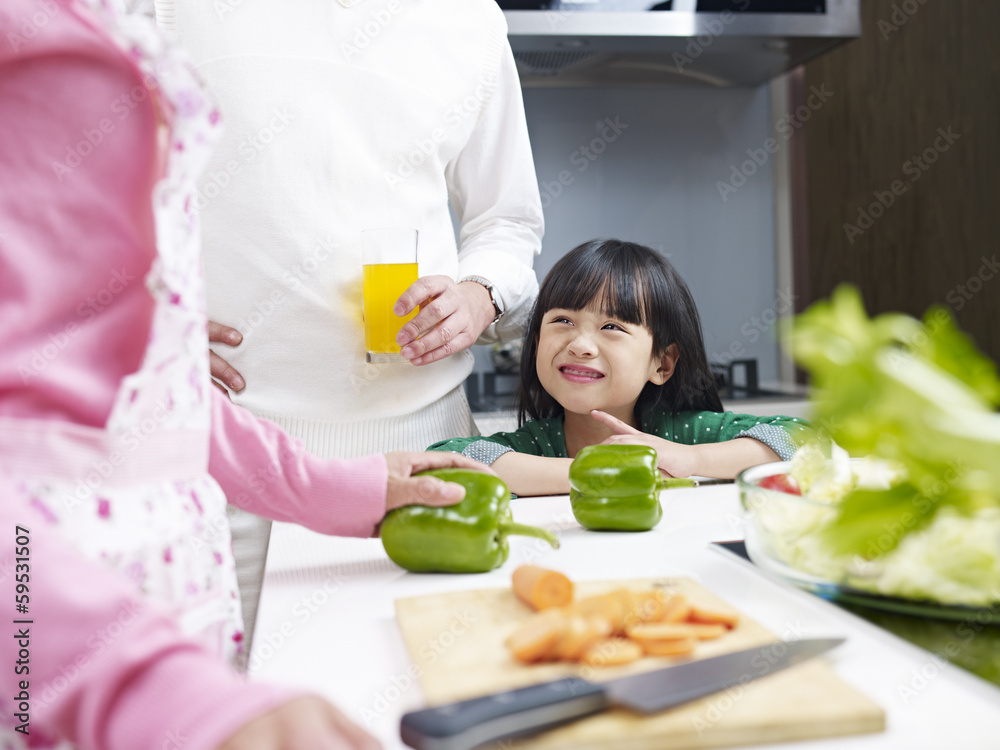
[500,0,860,87]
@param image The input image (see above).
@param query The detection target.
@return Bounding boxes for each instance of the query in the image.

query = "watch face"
[488,286,504,320]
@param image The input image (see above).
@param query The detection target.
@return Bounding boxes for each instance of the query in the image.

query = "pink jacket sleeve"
[208,388,388,537]
[0,478,303,750]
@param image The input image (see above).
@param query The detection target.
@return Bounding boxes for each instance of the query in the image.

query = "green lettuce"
[785,285,1000,601]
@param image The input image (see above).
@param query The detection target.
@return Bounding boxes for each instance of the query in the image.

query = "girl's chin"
[542,383,628,419]
[562,403,611,420]
[561,401,636,423]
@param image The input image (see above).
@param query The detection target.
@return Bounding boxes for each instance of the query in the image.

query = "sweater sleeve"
[427,435,515,465]
[427,418,567,463]
[208,388,387,537]
[0,478,302,750]
[446,27,543,345]
[656,410,810,461]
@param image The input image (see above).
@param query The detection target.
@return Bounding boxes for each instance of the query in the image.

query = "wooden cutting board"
[394,577,884,749]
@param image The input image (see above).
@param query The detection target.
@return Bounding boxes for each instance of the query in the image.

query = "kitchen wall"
[471,84,786,394]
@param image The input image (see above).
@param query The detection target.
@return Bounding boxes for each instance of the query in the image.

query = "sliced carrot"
[659,594,692,623]
[588,615,613,640]
[506,612,567,663]
[564,593,611,617]
[561,595,590,617]
[688,605,740,629]
[511,565,574,612]
[565,592,626,632]
[630,590,667,623]
[625,622,728,643]
[551,615,591,661]
[552,615,611,661]
[504,573,740,667]
[640,637,697,657]
[580,638,643,667]
[606,589,637,633]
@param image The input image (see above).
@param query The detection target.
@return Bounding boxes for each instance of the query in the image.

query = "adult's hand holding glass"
[394,276,496,366]
[208,320,246,392]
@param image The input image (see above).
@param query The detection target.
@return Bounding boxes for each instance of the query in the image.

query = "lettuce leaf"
[861,508,1000,606]
[821,482,937,558]
[787,284,1000,565]
[912,307,1000,407]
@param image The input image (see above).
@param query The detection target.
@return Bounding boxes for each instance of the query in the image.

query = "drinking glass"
[362,228,419,364]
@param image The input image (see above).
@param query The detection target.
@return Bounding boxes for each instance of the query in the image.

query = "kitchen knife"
[400,637,844,750]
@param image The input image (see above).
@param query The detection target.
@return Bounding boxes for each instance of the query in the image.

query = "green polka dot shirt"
[427,409,810,465]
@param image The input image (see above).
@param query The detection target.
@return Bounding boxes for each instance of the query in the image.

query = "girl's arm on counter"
[600,432,779,479]
[490,452,574,497]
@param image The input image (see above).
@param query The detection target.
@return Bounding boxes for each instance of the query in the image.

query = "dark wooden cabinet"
[800,0,999,361]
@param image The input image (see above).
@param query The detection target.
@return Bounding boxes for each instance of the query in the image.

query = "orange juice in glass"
[362,228,418,364]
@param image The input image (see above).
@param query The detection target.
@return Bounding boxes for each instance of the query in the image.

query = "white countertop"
[249,486,1000,750]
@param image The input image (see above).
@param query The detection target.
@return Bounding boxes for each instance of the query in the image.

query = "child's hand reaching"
[590,410,696,478]
[383,451,496,512]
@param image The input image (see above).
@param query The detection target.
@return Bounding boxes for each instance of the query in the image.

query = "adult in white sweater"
[152,0,543,657]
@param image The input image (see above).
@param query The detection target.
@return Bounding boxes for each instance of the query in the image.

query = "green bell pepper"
[379,468,560,573]
[568,444,694,531]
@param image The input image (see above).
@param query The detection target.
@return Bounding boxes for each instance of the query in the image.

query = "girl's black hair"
[516,239,724,425]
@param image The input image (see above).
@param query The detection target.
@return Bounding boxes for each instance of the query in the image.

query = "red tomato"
[758,474,802,496]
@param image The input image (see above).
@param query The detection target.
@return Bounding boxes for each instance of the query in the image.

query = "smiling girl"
[429,240,808,495]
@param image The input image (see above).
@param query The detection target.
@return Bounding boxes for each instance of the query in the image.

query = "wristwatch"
[459,275,505,325]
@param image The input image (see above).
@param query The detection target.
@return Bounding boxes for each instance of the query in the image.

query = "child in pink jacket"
[0,1,482,748]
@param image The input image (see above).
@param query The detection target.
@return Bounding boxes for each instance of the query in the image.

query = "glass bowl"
[736,461,1000,620]
[736,461,847,599]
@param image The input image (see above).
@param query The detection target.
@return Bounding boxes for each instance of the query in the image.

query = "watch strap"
[460,275,504,324]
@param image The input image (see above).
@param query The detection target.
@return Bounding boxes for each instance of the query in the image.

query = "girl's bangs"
[545,258,652,328]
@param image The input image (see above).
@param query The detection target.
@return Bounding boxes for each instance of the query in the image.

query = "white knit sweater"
[153,0,543,451]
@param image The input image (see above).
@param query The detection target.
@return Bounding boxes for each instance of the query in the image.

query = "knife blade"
[400,637,844,750]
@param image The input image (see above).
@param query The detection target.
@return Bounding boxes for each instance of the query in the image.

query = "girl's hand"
[393,276,496,366]
[590,410,696,478]
[217,696,380,750]
[383,451,495,513]
[208,320,246,393]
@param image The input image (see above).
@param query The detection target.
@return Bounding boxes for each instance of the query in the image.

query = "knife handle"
[400,676,608,750]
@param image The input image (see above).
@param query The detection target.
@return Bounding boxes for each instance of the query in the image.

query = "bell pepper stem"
[656,476,698,491]
[499,522,560,550]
